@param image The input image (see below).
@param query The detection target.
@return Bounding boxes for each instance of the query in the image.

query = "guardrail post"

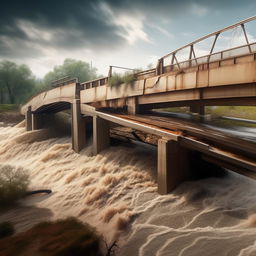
[93,116,110,155]
[25,106,32,131]
[158,138,190,194]
[72,99,86,153]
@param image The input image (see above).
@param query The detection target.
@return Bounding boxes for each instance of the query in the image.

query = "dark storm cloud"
[0,0,255,59]
[0,0,125,57]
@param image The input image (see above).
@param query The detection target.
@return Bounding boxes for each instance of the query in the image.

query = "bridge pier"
[158,138,190,194]
[127,97,140,115]
[190,105,205,116]
[190,105,206,122]
[72,99,86,153]
[93,116,110,155]
[32,113,43,130]
[25,106,32,131]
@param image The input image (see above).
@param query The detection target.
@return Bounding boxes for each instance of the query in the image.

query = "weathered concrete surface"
[93,116,110,155]
[127,97,140,115]
[72,99,86,153]
[25,106,32,131]
[80,54,256,110]
[20,83,78,115]
[32,113,42,130]
[158,138,190,194]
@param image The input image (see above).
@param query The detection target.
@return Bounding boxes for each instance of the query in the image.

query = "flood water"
[0,116,256,255]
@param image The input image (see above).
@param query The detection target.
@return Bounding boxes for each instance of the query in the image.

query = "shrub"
[0,165,29,207]
[109,71,136,87]
[109,73,123,87]
[0,222,15,239]
[0,217,103,256]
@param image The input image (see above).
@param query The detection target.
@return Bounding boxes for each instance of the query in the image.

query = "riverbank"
[0,104,24,127]
[159,106,256,128]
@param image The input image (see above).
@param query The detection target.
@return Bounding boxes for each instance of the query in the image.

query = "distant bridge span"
[21,17,256,194]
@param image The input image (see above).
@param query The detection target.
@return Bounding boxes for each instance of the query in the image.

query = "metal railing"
[81,16,256,90]
[51,76,78,88]
[156,16,256,74]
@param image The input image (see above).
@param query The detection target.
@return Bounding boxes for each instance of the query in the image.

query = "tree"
[43,59,98,88]
[0,60,36,104]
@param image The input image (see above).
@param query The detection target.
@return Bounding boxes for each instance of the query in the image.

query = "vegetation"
[109,72,136,87]
[0,217,103,256]
[0,59,98,104]
[0,222,15,239]
[43,59,98,90]
[205,106,256,120]
[159,106,256,119]
[0,61,36,104]
[0,165,29,207]
[0,104,19,113]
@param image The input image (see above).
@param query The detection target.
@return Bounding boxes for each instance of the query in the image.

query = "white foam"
[0,125,256,255]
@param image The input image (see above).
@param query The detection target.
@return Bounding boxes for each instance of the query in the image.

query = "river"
[0,117,256,255]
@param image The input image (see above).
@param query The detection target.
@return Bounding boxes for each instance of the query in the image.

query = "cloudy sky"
[1,0,256,77]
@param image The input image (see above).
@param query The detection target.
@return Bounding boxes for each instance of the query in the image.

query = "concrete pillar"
[190,105,206,122]
[72,99,86,153]
[25,106,32,131]
[93,116,110,155]
[190,105,205,115]
[32,113,42,130]
[127,97,139,115]
[158,138,190,194]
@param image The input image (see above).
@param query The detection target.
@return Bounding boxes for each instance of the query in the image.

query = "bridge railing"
[156,16,256,75]
[162,42,256,73]
[80,16,256,90]
[80,67,157,90]
[80,77,109,89]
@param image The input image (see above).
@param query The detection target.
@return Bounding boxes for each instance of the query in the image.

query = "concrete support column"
[72,99,86,153]
[158,138,190,195]
[127,97,139,115]
[32,113,42,130]
[190,105,206,122]
[190,105,205,115]
[25,106,32,131]
[93,116,110,155]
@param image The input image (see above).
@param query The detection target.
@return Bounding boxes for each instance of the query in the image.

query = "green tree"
[0,60,36,104]
[43,59,97,89]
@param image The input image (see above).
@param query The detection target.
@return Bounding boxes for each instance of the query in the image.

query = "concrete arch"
[21,82,78,115]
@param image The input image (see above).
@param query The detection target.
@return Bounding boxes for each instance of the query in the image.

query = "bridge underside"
[34,102,71,114]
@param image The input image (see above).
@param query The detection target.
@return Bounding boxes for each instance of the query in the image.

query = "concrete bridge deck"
[21,16,256,194]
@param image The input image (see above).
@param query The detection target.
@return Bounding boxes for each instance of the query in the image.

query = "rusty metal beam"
[162,16,256,59]
[241,23,252,53]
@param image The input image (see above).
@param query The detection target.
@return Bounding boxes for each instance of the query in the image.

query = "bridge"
[21,17,256,194]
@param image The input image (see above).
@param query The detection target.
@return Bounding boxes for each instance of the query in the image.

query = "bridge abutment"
[72,99,86,153]
[93,116,110,155]
[158,138,190,194]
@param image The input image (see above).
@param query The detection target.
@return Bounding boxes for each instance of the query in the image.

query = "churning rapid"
[1,119,256,255]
